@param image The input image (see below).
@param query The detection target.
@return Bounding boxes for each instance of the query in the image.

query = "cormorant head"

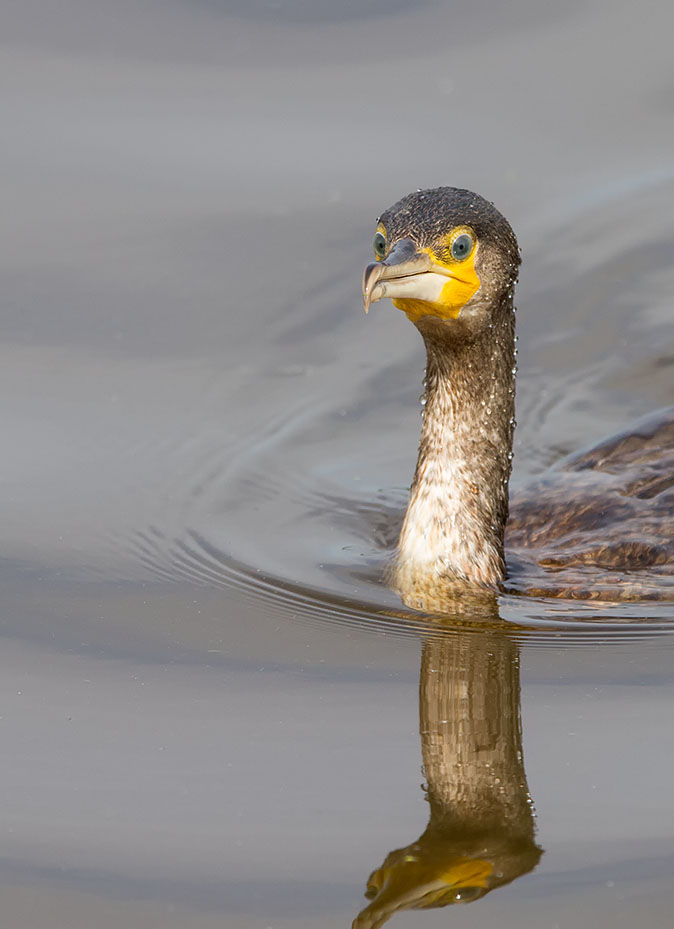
[362,187,520,339]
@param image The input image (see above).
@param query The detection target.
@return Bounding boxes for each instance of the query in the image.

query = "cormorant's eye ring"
[450,232,474,261]
[373,232,387,259]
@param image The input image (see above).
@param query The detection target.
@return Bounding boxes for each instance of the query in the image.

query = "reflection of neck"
[352,631,541,929]
[420,634,534,838]
[395,309,515,600]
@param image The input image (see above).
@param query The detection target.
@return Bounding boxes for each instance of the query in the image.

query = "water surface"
[2,0,674,926]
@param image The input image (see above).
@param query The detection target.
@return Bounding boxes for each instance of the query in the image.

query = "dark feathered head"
[363,187,520,339]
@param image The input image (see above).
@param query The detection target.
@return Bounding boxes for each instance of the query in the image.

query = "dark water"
[2,1,674,926]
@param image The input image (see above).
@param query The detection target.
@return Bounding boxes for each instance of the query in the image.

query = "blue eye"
[373,232,386,259]
[451,232,474,260]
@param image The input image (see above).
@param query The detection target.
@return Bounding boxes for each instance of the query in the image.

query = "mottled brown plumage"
[364,187,674,607]
[507,407,674,600]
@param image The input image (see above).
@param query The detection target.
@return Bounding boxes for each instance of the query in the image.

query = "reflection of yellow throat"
[368,854,493,909]
[438,856,493,893]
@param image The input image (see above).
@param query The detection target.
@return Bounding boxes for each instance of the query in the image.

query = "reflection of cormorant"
[353,628,542,928]
[362,187,674,604]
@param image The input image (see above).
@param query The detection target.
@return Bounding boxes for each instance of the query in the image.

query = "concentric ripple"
[125,519,674,646]
[107,177,674,645]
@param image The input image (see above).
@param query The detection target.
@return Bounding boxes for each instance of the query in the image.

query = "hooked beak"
[362,238,433,313]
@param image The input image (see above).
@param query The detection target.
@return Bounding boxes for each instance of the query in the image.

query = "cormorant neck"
[394,301,516,605]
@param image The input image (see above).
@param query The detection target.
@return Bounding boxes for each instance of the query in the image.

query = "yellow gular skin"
[392,229,481,323]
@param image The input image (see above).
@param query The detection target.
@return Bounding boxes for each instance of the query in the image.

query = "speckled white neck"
[393,309,516,604]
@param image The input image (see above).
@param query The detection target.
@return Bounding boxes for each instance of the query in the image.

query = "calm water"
[2,0,674,926]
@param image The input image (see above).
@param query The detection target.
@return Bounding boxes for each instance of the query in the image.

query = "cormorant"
[362,187,674,605]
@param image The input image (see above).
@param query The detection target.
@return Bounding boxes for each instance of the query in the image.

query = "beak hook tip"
[362,261,384,315]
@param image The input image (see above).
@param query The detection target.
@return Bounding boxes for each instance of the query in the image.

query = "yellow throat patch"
[393,227,481,323]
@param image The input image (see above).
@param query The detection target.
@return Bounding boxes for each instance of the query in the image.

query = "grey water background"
[2,0,674,926]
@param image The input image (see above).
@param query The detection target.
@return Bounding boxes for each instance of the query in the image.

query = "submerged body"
[507,407,674,600]
[362,187,674,607]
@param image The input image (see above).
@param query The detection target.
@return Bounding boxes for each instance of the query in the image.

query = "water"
[2,0,674,926]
